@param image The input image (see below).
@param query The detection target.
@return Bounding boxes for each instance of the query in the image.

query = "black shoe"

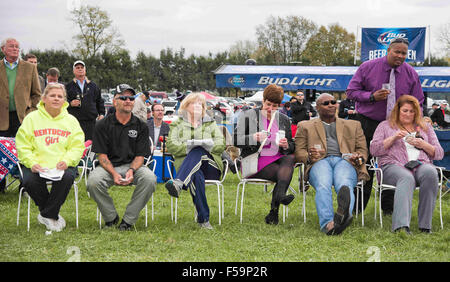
[394,226,411,235]
[383,210,393,216]
[265,208,279,225]
[280,194,295,206]
[334,216,353,235]
[105,215,119,227]
[165,179,182,198]
[419,228,432,234]
[334,186,351,225]
[118,219,132,231]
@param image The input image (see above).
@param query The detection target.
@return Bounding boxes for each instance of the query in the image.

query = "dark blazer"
[290,100,316,125]
[147,118,170,148]
[0,59,41,130]
[234,108,295,158]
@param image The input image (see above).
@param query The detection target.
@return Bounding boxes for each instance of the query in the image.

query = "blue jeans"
[308,156,357,231]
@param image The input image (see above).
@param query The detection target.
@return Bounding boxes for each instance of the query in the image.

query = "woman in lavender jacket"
[370,95,444,234]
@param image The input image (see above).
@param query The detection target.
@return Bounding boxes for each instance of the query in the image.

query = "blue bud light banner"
[361,27,426,62]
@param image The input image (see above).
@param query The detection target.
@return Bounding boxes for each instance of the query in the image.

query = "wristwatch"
[369,93,375,103]
[128,167,136,173]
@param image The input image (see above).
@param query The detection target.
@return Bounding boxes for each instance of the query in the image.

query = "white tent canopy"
[244,91,264,102]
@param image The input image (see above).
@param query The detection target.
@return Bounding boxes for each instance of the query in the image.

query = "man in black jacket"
[290,91,316,125]
[431,102,450,129]
[66,60,105,141]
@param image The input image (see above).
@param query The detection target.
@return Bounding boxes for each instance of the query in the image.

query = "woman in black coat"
[234,84,296,225]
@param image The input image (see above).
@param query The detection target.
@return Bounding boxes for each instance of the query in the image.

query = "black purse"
[404,160,422,170]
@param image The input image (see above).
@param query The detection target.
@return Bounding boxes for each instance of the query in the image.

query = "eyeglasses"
[116,96,135,101]
[319,100,337,106]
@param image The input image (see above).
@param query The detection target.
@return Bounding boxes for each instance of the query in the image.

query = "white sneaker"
[198,221,213,230]
[37,214,62,232]
[57,214,66,229]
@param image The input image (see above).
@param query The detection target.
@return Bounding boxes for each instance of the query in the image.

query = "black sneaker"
[419,228,432,234]
[265,208,279,225]
[165,179,183,198]
[394,226,411,235]
[280,194,295,206]
[105,215,119,227]
[118,219,132,231]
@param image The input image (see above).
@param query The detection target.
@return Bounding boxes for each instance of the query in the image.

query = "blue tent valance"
[214,65,450,92]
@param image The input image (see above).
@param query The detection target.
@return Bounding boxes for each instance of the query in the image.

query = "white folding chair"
[234,158,289,224]
[16,162,84,231]
[167,158,227,225]
[369,157,444,229]
[297,162,366,226]
[296,162,308,223]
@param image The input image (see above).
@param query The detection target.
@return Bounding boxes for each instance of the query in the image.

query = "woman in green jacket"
[165,92,226,229]
[15,83,85,232]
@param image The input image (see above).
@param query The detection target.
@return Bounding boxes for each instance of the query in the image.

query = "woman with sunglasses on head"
[234,84,296,225]
[370,95,443,234]
[15,83,85,232]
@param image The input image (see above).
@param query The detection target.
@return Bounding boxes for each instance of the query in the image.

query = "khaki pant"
[87,164,156,225]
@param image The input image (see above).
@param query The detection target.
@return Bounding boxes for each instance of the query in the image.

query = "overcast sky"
[1,0,449,59]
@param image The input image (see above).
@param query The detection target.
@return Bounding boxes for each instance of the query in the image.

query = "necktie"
[386,68,396,119]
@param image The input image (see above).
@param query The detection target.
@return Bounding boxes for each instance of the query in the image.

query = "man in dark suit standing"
[0,38,41,192]
[147,103,170,150]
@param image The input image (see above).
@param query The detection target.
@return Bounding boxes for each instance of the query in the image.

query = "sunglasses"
[390,37,409,46]
[320,100,337,106]
[116,95,135,101]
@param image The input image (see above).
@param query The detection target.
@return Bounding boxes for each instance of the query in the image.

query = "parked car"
[161,99,178,115]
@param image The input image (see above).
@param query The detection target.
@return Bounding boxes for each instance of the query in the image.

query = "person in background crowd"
[234,84,296,225]
[370,95,443,234]
[280,101,292,118]
[66,60,105,141]
[133,90,150,122]
[428,102,439,117]
[0,38,41,193]
[346,37,424,215]
[87,84,156,231]
[23,53,45,93]
[44,67,60,87]
[338,98,357,120]
[147,103,170,150]
[15,83,85,232]
[295,93,369,235]
[291,91,316,125]
[430,102,450,129]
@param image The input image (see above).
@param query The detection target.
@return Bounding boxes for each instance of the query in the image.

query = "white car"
[162,100,178,115]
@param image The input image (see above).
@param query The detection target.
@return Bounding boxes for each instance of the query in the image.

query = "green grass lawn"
[0,170,449,262]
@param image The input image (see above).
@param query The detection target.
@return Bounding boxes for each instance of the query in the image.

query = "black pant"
[0,111,21,192]
[22,166,77,220]
[78,119,96,141]
[355,114,394,213]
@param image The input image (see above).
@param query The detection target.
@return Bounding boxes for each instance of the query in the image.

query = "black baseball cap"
[115,84,136,96]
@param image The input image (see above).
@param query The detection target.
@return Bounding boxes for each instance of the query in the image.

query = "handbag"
[241,111,277,178]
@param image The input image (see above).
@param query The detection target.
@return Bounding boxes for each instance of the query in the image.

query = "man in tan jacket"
[295,93,368,235]
[0,38,41,192]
